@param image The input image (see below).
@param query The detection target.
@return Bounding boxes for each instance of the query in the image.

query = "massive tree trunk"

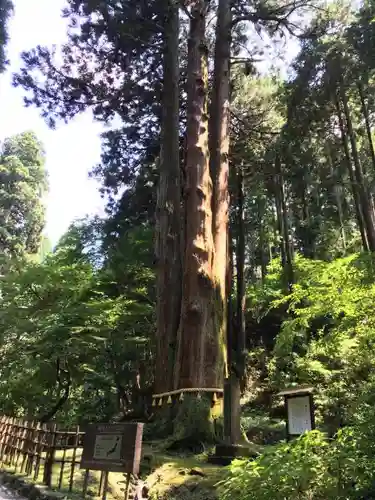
[358,81,375,174]
[174,0,216,389]
[155,0,182,393]
[208,0,232,386]
[335,96,369,252]
[340,85,375,252]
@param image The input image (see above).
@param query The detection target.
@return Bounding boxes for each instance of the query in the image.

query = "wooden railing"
[0,416,124,498]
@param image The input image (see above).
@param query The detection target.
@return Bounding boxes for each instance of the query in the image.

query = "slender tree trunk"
[335,96,369,251]
[301,187,309,227]
[258,198,267,281]
[222,164,247,449]
[326,145,346,252]
[259,224,266,282]
[275,154,293,289]
[334,183,347,253]
[340,86,375,251]
[226,231,234,375]
[208,0,232,385]
[223,227,239,443]
[174,0,216,389]
[155,0,181,393]
[39,364,71,423]
[300,178,313,258]
[358,81,375,174]
[233,164,246,443]
[271,202,278,259]
[223,165,245,445]
[274,181,286,268]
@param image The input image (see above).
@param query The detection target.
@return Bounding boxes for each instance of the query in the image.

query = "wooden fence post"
[34,422,45,481]
[82,469,90,498]
[0,416,8,464]
[58,430,68,489]
[43,423,57,487]
[26,420,36,475]
[69,425,80,492]
[6,417,14,466]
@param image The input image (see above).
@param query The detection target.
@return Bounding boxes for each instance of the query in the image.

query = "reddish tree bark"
[174,0,216,389]
[208,0,232,387]
[155,0,182,393]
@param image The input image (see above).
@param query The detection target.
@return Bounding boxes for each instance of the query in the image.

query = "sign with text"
[287,395,312,436]
[80,423,143,474]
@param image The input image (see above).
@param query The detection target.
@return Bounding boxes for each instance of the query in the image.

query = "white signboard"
[287,396,312,435]
[93,434,122,460]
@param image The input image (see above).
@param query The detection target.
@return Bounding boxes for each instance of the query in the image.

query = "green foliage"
[246,253,375,433]
[0,131,47,258]
[0,0,12,72]
[241,410,285,445]
[0,219,155,424]
[273,254,374,368]
[8,0,375,473]
[220,377,375,500]
[219,431,332,500]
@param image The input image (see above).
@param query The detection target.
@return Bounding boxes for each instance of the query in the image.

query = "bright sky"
[0,0,105,247]
[0,1,302,248]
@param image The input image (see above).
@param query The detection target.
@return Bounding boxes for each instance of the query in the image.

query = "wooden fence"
[0,416,133,499]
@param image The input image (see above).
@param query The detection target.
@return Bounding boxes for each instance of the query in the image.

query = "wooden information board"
[287,395,312,435]
[277,386,315,441]
[80,422,143,474]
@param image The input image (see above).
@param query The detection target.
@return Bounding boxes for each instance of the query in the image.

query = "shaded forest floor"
[106,406,284,499]
[0,375,286,500]
[0,405,285,500]
[0,445,225,500]
[1,384,287,500]
[139,389,286,498]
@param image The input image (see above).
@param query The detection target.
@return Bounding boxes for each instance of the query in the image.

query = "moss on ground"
[143,447,223,500]
[0,441,226,500]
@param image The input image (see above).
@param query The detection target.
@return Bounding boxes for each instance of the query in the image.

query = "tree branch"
[39,363,71,423]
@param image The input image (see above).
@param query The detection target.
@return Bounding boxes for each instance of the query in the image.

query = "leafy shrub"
[249,253,375,433]
[218,431,333,500]
[219,376,375,500]
[241,411,285,445]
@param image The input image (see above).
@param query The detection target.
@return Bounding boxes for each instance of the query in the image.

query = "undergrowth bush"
[219,431,333,500]
[227,252,375,499]
[248,252,375,434]
[219,377,375,500]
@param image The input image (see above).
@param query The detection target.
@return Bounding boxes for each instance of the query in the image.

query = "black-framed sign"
[277,386,315,441]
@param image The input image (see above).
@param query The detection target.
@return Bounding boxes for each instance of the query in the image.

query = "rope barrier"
[152,387,223,398]
[151,387,224,407]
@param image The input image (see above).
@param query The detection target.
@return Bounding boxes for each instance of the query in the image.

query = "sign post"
[277,386,315,441]
[80,423,143,500]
